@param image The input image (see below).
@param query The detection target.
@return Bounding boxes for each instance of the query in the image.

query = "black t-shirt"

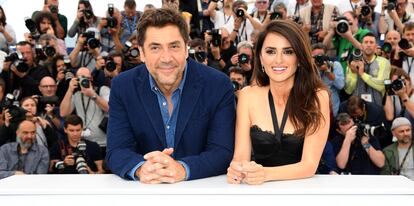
[49,138,102,174]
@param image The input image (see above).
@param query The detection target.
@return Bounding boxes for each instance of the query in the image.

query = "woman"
[0,6,16,52]
[227,20,330,184]
[68,0,100,38]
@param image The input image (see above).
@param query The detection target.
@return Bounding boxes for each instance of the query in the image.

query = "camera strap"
[294,3,300,17]
[223,13,231,24]
[405,57,414,74]
[81,94,92,128]
[268,90,289,143]
[396,142,413,175]
[122,13,137,34]
[349,0,358,12]
[237,20,247,45]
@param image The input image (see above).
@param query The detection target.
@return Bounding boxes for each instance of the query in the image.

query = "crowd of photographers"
[0,0,414,180]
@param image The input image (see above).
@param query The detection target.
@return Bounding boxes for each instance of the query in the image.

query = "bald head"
[385,30,401,48]
[39,76,57,97]
[76,67,92,79]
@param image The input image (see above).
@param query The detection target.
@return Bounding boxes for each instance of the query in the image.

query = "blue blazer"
[106,59,235,180]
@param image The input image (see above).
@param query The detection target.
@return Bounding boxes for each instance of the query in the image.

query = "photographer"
[92,51,123,88]
[357,0,382,40]
[36,34,67,76]
[68,0,100,38]
[384,68,414,133]
[229,66,245,100]
[98,4,124,53]
[345,33,391,106]
[0,6,16,52]
[299,0,339,44]
[379,0,414,33]
[69,27,101,71]
[381,117,414,180]
[3,41,50,99]
[49,114,104,174]
[312,43,345,117]
[400,22,414,81]
[229,0,262,43]
[205,27,237,71]
[122,35,142,70]
[59,67,109,152]
[189,38,208,66]
[207,0,235,30]
[0,96,57,149]
[384,30,403,67]
[37,76,62,133]
[120,0,142,44]
[323,11,368,70]
[252,0,270,23]
[226,41,253,81]
[331,112,385,174]
[32,0,67,40]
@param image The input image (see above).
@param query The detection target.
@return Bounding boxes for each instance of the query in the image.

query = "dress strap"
[268,90,289,142]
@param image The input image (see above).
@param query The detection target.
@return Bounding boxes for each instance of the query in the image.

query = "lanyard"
[397,143,413,175]
[81,94,92,128]
[123,14,137,34]
[224,14,231,24]
[349,0,357,12]
[294,3,300,17]
[81,52,94,67]
[237,20,247,44]
[406,57,414,74]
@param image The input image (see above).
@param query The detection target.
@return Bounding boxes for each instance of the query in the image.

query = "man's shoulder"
[113,64,146,85]
[188,60,230,85]
[383,142,398,152]
[0,142,18,152]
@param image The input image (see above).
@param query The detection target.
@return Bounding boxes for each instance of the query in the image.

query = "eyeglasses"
[257,1,267,4]
[40,85,56,89]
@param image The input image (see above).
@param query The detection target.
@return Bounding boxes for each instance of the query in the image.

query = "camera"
[270,11,283,20]
[1,94,27,124]
[382,42,392,53]
[123,41,139,60]
[384,78,405,95]
[207,29,222,47]
[349,49,363,62]
[386,0,397,11]
[291,15,301,24]
[81,31,100,49]
[24,17,40,40]
[49,5,58,13]
[361,0,372,17]
[236,8,244,18]
[44,43,56,57]
[232,81,240,91]
[72,141,88,174]
[63,56,75,80]
[398,38,411,50]
[238,53,250,64]
[314,55,330,67]
[105,57,116,72]
[106,4,118,28]
[334,16,349,34]
[39,96,59,106]
[355,120,387,139]
[82,8,93,19]
[54,161,65,170]
[4,51,29,73]
[78,76,90,89]
[35,42,56,60]
[189,49,206,63]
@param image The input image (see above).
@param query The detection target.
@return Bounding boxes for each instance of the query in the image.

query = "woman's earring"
[262,66,265,73]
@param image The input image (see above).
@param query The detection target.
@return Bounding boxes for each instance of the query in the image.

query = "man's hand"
[345,125,358,143]
[240,161,266,185]
[10,65,27,78]
[230,54,239,65]
[64,155,75,166]
[140,148,187,184]
[68,77,79,93]
[316,30,328,41]
[80,83,97,98]
[14,171,25,175]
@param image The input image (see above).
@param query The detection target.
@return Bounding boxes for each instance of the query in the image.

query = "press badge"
[82,128,92,138]
[361,94,372,102]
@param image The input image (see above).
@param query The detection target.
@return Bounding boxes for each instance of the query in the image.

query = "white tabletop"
[0,174,414,195]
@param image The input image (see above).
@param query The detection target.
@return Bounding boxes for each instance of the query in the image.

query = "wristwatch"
[363,143,372,150]
[91,95,97,101]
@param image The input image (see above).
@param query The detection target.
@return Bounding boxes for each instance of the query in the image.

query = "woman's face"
[21,98,37,117]
[260,32,298,85]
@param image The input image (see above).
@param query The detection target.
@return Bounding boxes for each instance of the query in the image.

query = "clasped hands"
[136,148,186,184]
[227,161,266,185]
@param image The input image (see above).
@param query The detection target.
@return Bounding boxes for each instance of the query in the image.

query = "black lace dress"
[250,91,304,167]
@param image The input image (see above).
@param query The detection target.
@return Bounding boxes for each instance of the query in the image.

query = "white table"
[0,174,413,205]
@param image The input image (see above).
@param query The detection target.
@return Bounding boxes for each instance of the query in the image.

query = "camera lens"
[361,5,371,16]
[106,60,116,72]
[238,53,249,64]
[236,9,244,18]
[382,42,392,53]
[398,38,411,50]
[336,20,349,33]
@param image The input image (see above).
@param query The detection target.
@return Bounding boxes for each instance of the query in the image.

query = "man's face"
[64,124,83,143]
[385,31,401,48]
[349,107,364,121]
[362,36,377,57]
[40,18,52,33]
[338,118,354,134]
[16,121,36,148]
[47,0,59,7]
[230,72,245,87]
[39,77,57,97]
[221,29,231,49]
[343,12,356,33]
[56,59,65,73]
[255,0,269,12]
[139,25,188,89]
[403,28,414,44]
[392,125,412,144]
[17,44,34,66]
[21,98,37,117]
[311,0,323,7]
[397,0,407,15]
[238,47,253,62]
[124,6,136,18]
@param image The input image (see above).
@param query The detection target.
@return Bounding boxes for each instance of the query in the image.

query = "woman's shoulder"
[240,85,267,96]
[315,88,329,101]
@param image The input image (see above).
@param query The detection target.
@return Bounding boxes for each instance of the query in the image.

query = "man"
[252,0,270,23]
[69,27,101,72]
[311,43,345,117]
[59,67,109,149]
[381,117,414,180]
[229,0,262,43]
[331,113,385,174]
[106,8,235,183]
[3,41,50,99]
[37,76,61,131]
[49,114,104,174]
[32,0,68,40]
[226,41,254,81]
[300,0,339,44]
[379,0,414,33]
[0,120,49,179]
[208,27,237,71]
[286,0,311,18]
[323,11,369,73]
[337,0,362,15]
[345,33,391,106]
[401,22,414,82]
[120,0,142,44]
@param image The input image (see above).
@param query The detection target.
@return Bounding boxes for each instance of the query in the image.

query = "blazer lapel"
[174,61,202,149]
[135,68,167,147]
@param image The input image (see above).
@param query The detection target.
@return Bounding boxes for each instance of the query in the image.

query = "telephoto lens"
[398,38,411,50]
[236,9,244,18]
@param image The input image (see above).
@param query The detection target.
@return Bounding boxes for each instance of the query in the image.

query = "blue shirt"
[128,65,190,180]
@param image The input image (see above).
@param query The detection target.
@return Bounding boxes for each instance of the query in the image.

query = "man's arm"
[0,145,16,179]
[359,59,391,94]
[59,78,77,117]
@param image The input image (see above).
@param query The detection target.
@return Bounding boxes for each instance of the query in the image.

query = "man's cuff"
[127,161,146,181]
[177,160,190,180]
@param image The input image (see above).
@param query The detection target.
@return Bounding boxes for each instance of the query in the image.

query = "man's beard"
[17,136,34,150]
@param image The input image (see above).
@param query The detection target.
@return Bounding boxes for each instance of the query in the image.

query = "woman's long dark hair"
[254,20,327,137]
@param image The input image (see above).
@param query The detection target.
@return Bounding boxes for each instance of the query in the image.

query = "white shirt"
[337,0,362,15]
